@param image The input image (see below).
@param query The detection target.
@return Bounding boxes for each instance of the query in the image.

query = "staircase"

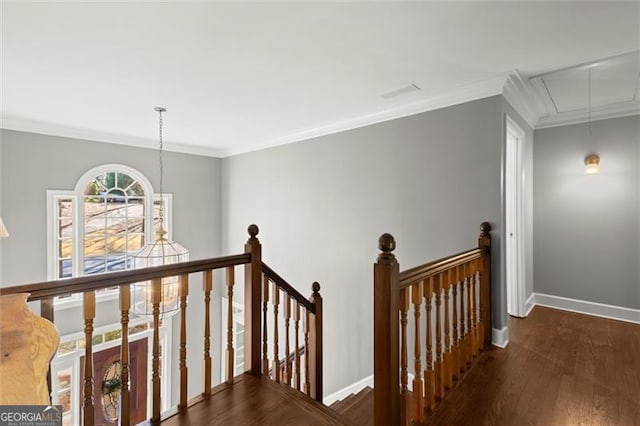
[330,387,374,426]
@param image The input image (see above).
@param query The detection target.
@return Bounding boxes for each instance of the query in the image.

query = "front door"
[81,338,148,425]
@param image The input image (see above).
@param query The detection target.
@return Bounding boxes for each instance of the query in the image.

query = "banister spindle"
[203,270,213,397]
[179,274,189,410]
[151,278,162,424]
[273,282,281,383]
[284,295,292,385]
[399,287,410,425]
[424,278,434,412]
[442,271,453,390]
[119,286,130,426]
[226,267,235,384]
[469,260,478,358]
[465,262,472,366]
[262,275,270,375]
[451,268,459,382]
[459,265,466,375]
[304,308,310,395]
[294,302,301,391]
[83,291,95,426]
[434,274,444,401]
[412,282,424,423]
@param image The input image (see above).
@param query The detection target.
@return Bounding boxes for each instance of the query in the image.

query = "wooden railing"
[0,224,323,425]
[373,222,492,426]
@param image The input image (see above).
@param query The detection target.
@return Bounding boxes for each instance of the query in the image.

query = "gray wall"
[221,96,505,395]
[0,129,223,401]
[533,115,640,309]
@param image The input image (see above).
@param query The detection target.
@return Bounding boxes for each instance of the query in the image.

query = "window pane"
[127,182,144,196]
[59,239,72,258]
[57,389,71,413]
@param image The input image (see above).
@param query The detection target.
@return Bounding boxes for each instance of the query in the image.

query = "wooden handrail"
[399,248,484,288]
[374,222,492,426]
[0,253,251,301]
[261,262,316,314]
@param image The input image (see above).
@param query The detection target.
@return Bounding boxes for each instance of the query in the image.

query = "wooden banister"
[374,223,492,425]
[0,224,324,424]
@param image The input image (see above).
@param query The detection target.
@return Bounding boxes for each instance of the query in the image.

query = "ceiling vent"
[380,83,421,100]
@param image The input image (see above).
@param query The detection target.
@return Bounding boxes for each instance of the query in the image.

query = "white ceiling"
[1,1,639,157]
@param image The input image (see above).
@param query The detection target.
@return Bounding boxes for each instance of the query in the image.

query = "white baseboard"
[533,293,640,325]
[323,374,373,406]
[492,326,509,348]
[525,293,536,316]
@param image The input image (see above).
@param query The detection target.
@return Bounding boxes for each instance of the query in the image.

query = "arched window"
[47,164,172,282]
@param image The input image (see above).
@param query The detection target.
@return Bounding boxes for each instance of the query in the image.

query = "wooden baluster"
[458,265,466,375]
[451,269,459,382]
[41,297,54,400]
[294,302,301,391]
[151,278,161,424]
[272,283,281,383]
[412,283,424,423]
[83,291,95,426]
[284,295,292,385]
[226,267,235,384]
[434,274,444,401]
[309,282,323,402]
[442,272,453,391]
[423,278,435,412]
[203,270,213,397]
[304,308,311,396]
[479,222,492,346]
[119,286,131,426]
[262,275,270,375]
[465,263,473,366]
[179,274,189,410]
[475,267,483,352]
[469,260,478,358]
[399,287,410,425]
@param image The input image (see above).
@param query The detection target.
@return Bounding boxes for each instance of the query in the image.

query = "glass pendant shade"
[130,229,189,316]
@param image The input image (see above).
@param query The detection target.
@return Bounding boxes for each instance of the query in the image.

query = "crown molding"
[0,115,224,158]
[502,70,540,129]
[535,100,640,129]
[221,73,510,157]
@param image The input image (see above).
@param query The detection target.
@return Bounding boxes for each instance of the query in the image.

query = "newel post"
[478,222,492,345]
[374,233,400,426]
[308,282,323,402]
[245,224,262,375]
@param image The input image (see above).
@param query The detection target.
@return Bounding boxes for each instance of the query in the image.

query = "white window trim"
[47,164,175,310]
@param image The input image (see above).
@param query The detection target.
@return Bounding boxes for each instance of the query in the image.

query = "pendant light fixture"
[130,107,189,316]
[584,67,600,175]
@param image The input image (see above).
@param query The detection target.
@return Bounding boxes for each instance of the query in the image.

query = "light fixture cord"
[588,67,592,137]
[158,108,165,224]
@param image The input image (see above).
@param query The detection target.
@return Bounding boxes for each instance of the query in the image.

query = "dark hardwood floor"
[162,373,349,425]
[430,306,640,425]
[164,307,639,425]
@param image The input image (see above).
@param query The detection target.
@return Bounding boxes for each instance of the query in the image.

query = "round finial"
[480,222,492,233]
[378,233,396,253]
[312,282,320,293]
[248,224,259,238]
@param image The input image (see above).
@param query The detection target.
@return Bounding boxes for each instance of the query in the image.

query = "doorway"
[505,116,526,318]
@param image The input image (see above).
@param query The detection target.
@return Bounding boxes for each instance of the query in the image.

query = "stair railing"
[373,222,492,426]
[0,224,323,425]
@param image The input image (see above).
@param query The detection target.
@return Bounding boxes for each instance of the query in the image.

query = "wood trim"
[1,254,251,301]
[261,262,315,313]
[399,249,483,288]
